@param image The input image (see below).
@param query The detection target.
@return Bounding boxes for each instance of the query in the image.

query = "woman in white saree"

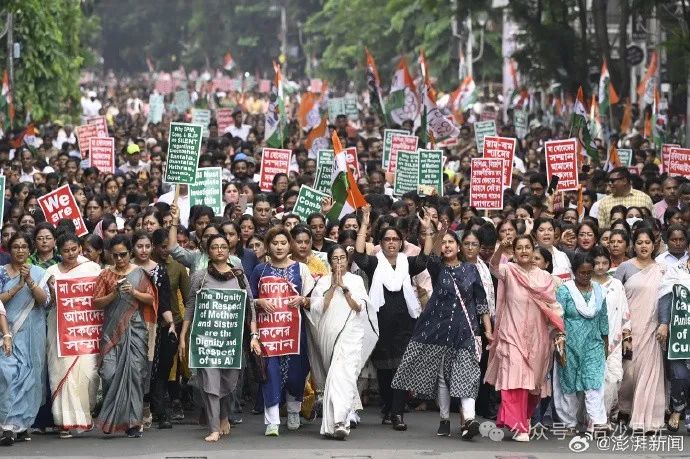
[309,245,377,440]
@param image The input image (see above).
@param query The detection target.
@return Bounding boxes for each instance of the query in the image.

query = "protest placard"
[89,137,115,174]
[474,120,497,155]
[38,185,88,237]
[148,94,164,124]
[327,97,345,123]
[256,276,301,357]
[164,122,203,184]
[344,94,358,121]
[55,276,102,357]
[669,147,690,179]
[293,185,329,221]
[469,158,504,210]
[259,148,292,192]
[172,89,191,113]
[313,149,334,194]
[545,138,579,192]
[154,78,173,95]
[87,116,108,135]
[514,110,528,139]
[617,148,633,167]
[0,176,5,229]
[76,119,108,160]
[483,136,516,188]
[190,167,223,215]
[189,288,245,369]
[216,108,234,134]
[393,150,419,196]
[668,284,690,359]
[382,129,408,170]
[663,144,682,173]
[387,133,419,174]
[418,149,444,196]
[191,109,211,138]
[345,147,360,180]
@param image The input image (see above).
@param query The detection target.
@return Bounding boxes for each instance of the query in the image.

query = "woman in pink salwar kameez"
[485,235,564,442]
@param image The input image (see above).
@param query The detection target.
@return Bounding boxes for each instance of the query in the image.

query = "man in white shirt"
[223,108,251,140]
[157,184,190,228]
[81,90,102,117]
[655,224,688,267]
[118,144,150,174]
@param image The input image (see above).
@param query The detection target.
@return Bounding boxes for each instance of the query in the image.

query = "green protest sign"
[418,149,444,196]
[327,98,345,123]
[0,176,5,229]
[475,120,497,155]
[190,167,223,215]
[382,129,409,170]
[514,110,528,139]
[313,150,334,194]
[191,109,211,138]
[172,90,191,113]
[393,150,419,196]
[164,122,203,184]
[668,284,690,359]
[293,185,329,221]
[189,288,246,369]
[344,94,358,121]
[617,148,633,167]
[148,94,164,124]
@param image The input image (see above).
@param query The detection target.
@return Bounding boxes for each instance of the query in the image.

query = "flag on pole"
[297,92,319,131]
[421,80,459,145]
[620,98,633,133]
[265,61,286,148]
[386,57,420,126]
[605,144,621,171]
[327,131,367,221]
[571,86,599,163]
[365,48,386,125]
[449,76,478,123]
[1,71,14,128]
[305,117,329,159]
[637,51,657,105]
[418,49,437,102]
[589,93,602,140]
[598,59,619,115]
[223,51,235,71]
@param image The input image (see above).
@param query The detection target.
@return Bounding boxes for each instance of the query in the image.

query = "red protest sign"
[259,148,292,192]
[89,137,115,174]
[345,146,360,180]
[545,138,579,192]
[668,147,690,179]
[216,108,234,134]
[256,276,301,357]
[76,120,107,160]
[56,276,102,357]
[212,77,233,92]
[662,144,681,173]
[469,158,504,210]
[483,136,516,187]
[87,116,108,134]
[38,185,88,236]
[387,134,418,173]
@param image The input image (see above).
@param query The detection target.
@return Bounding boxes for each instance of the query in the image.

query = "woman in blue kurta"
[250,226,314,437]
[553,253,609,432]
[0,233,49,446]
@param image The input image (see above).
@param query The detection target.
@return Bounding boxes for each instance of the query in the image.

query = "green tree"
[0,0,96,122]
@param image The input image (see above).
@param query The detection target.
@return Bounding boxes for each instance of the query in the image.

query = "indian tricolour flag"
[265,61,287,148]
[598,59,619,115]
[571,86,599,163]
[327,131,367,221]
[450,76,478,115]
[1,71,14,128]
[386,57,420,125]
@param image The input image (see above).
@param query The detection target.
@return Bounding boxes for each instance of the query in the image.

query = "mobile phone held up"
[546,176,559,196]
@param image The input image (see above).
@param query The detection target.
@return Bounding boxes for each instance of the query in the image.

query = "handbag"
[250,339,269,384]
[451,277,483,362]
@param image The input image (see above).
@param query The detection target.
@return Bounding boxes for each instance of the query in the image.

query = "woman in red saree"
[485,235,564,442]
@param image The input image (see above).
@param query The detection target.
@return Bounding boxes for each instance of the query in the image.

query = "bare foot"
[220,419,231,436]
[205,431,221,442]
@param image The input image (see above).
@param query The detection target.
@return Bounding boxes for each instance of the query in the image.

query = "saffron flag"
[620,98,633,133]
[327,132,367,221]
[637,51,658,105]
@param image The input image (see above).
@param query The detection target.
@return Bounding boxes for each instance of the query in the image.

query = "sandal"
[205,432,221,442]
[668,412,681,432]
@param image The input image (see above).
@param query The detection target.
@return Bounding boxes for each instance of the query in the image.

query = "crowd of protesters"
[0,73,688,447]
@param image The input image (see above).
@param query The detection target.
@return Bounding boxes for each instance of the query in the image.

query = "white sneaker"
[513,432,530,442]
[287,412,301,431]
[265,424,279,436]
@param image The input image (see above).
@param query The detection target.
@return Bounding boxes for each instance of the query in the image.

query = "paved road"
[4,410,688,458]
